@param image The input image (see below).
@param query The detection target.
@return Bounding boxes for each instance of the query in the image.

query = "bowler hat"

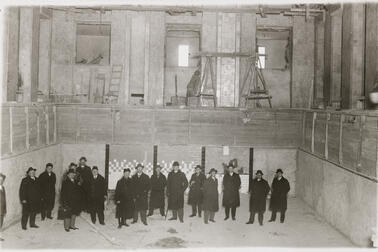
[255,170,263,175]
[195,165,201,170]
[209,168,217,174]
[67,168,76,174]
[172,161,180,167]
[79,157,87,162]
[123,168,131,173]
[69,162,77,168]
[26,167,36,174]
[276,169,283,174]
[228,164,234,169]
[0,173,6,179]
[92,166,98,170]
[136,163,144,169]
[46,163,53,168]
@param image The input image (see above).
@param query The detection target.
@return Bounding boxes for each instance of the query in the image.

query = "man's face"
[173,165,179,172]
[29,170,36,177]
[156,168,161,174]
[195,168,201,174]
[228,167,234,173]
[46,166,53,173]
[256,174,262,180]
[277,172,283,178]
[79,159,86,166]
[0,177,4,185]
[68,172,75,180]
[92,169,98,176]
[137,167,143,173]
[124,171,130,178]
[210,171,216,177]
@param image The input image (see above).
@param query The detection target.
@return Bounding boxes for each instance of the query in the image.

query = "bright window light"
[257,46,265,69]
[178,45,189,67]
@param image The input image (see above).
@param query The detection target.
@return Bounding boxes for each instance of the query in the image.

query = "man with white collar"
[269,169,290,223]
[19,167,42,230]
[167,161,188,223]
[222,164,241,220]
[38,163,56,220]
[89,166,107,225]
[131,164,150,225]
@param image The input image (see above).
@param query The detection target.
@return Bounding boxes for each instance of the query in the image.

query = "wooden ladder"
[240,56,272,108]
[199,56,217,107]
[106,64,123,103]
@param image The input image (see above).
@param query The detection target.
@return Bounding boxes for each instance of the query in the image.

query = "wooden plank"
[338,114,344,164]
[311,112,317,153]
[9,107,13,153]
[325,112,330,159]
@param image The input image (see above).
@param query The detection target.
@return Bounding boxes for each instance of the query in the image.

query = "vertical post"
[356,115,365,172]
[248,148,254,193]
[9,107,13,153]
[201,146,206,173]
[53,105,57,143]
[111,108,115,144]
[302,111,306,147]
[105,144,109,190]
[25,106,30,149]
[325,112,330,160]
[338,114,344,164]
[45,106,49,145]
[153,145,158,175]
[311,112,317,153]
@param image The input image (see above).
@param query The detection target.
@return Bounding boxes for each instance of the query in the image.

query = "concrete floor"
[1,195,355,249]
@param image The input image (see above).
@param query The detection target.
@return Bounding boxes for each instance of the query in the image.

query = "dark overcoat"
[167,171,188,210]
[249,178,270,212]
[61,178,82,215]
[132,173,150,211]
[38,171,56,210]
[202,176,219,212]
[89,174,107,212]
[188,173,206,205]
[222,173,241,208]
[114,177,134,219]
[19,176,42,212]
[76,165,92,210]
[0,186,6,216]
[149,173,166,209]
[269,177,290,212]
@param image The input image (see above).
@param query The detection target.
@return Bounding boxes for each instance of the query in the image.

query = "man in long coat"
[203,168,219,224]
[246,170,270,226]
[115,169,134,228]
[222,164,241,220]
[0,173,6,241]
[19,167,41,230]
[131,164,150,225]
[61,168,82,232]
[76,157,92,212]
[38,163,56,220]
[269,169,290,223]
[167,161,188,223]
[188,165,206,217]
[148,165,166,217]
[89,166,107,225]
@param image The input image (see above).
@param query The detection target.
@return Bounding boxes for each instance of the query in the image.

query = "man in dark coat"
[222,164,241,220]
[19,167,41,230]
[115,169,134,228]
[61,168,82,232]
[203,168,219,224]
[38,163,56,220]
[89,166,107,225]
[0,173,6,241]
[167,161,188,223]
[148,165,166,217]
[188,165,206,217]
[246,170,270,226]
[131,164,150,225]
[76,157,92,211]
[269,169,290,223]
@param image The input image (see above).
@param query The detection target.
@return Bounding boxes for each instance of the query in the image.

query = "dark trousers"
[90,209,105,224]
[191,204,202,216]
[64,215,76,229]
[249,210,264,225]
[204,210,215,223]
[148,207,165,216]
[172,208,184,222]
[133,210,147,223]
[41,199,54,220]
[118,217,126,226]
[41,209,52,220]
[21,205,36,229]
[270,209,286,222]
[225,206,237,218]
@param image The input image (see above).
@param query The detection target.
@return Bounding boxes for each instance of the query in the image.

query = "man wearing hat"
[222,164,241,220]
[89,166,107,225]
[203,168,219,224]
[148,165,167,217]
[167,161,188,223]
[77,157,92,212]
[38,163,56,220]
[19,167,42,230]
[61,168,82,232]
[269,169,290,223]
[0,173,6,241]
[115,169,134,228]
[246,170,270,226]
[188,165,206,217]
[131,164,150,225]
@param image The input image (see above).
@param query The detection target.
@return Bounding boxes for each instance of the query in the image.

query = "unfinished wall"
[296,150,377,247]
[0,144,63,227]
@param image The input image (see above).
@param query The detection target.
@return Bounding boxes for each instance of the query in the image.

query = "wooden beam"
[325,112,330,160]
[339,114,344,164]
[9,107,13,153]
[311,112,317,153]
[25,107,30,149]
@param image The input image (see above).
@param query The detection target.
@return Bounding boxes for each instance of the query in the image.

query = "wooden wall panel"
[154,110,189,145]
[12,107,27,153]
[56,106,76,142]
[1,107,11,155]
[341,116,360,169]
[361,116,377,177]
[314,113,326,156]
[77,108,112,143]
[327,113,340,163]
[304,112,313,151]
[28,107,39,148]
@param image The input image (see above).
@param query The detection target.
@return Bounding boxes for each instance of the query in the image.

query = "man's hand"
[22,200,27,204]
[116,201,120,204]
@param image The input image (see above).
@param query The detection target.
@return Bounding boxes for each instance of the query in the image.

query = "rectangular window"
[178,45,189,67]
[257,46,265,69]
